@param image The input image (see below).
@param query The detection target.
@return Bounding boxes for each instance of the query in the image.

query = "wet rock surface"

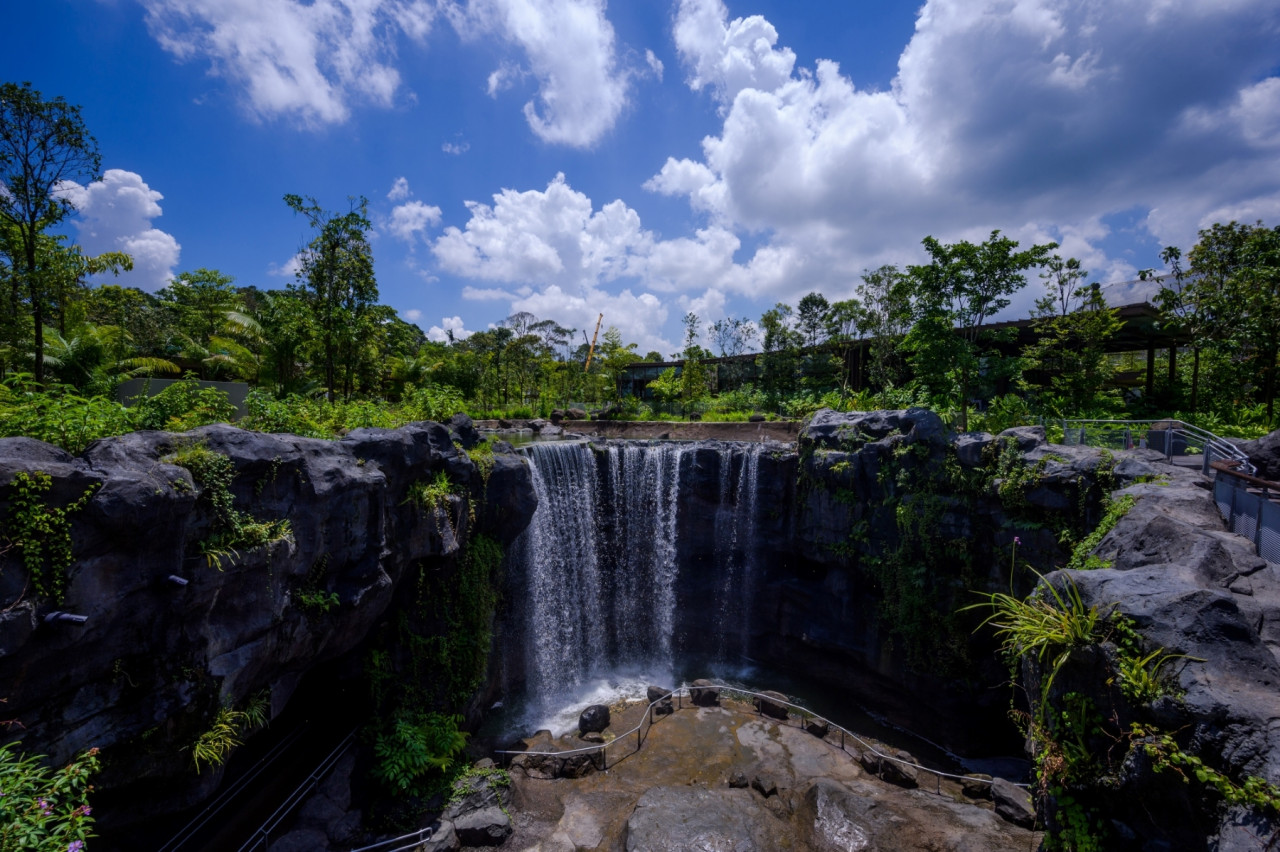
[504,697,1039,851]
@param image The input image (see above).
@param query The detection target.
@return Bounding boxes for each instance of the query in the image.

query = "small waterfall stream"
[509,440,763,726]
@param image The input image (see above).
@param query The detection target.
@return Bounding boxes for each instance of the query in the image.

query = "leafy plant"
[0,743,99,852]
[167,443,292,568]
[964,570,1102,698]
[190,707,243,773]
[1,471,99,600]
[1066,494,1135,571]
[373,711,468,793]
[189,695,269,773]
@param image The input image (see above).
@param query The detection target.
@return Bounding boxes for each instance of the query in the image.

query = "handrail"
[1061,418,1254,476]
[348,826,438,852]
[494,682,1028,793]
[1211,460,1280,492]
[156,724,309,852]
[236,728,358,852]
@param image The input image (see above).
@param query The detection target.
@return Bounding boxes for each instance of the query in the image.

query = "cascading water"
[711,443,762,662]
[509,439,762,729]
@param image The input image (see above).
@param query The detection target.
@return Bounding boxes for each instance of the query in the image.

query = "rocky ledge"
[502,692,1040,852]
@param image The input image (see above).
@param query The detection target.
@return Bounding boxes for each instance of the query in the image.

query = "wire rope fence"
[493,681,1028,796]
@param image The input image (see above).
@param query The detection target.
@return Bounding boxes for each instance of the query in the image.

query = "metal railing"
[349,826,440,852]
[237,728,357,852]
[1061,418,1254,476]
[494,682,1027,794]
[157,725,309,852]
[1212,461,1280,568]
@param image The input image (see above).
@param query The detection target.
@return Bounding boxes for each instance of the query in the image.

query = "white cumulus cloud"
[142,0,642,144]
[457,0,632,146]
[59,169,181,292]
[389,200,443,243]
[427,315,476,342]
[387,176,411,201]
[650,0,1280,314]
[141,0,436,126]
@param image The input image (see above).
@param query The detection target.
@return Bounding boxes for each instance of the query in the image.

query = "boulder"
[550,409,565,424]
[579,704,611,734]
[859,748,920,788]
[955,431,995,467]
[991,778,1036,829]
[567,408,587,420]
[689,679,720,706]
[996,425,1046,452]
[647,684,674,715]
[805,718,831,739]
[415,819,460,852]
[754,689,791,720]
[444,413,480,449]
[1240,428,1280,482]
[749,413,767,423]
[452,805,512,846]
[803,408,948,451]
[961,773,994,799]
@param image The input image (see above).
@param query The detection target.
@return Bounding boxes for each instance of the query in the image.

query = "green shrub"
[130,376,236,432]
[0,383,134,453]
[374,711,468,793]
[0,743,99,852]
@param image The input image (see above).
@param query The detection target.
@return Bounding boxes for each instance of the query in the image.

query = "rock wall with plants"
[1007,470,1280,850]
[769,408,1280,850]
[0,417,535,831]
[745,408,1129,753]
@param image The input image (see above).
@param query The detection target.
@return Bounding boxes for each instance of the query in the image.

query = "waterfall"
[712,443,762,662]
[511,439,761,722]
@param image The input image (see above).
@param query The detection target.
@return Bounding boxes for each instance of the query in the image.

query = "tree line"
[3,80,1279,439]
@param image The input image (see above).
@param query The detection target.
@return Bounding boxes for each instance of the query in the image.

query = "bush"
[0,743,99,851]
[0,382,133,453]
[130,377,236,432]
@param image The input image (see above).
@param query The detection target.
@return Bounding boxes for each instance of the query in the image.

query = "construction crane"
[583,313,604,372]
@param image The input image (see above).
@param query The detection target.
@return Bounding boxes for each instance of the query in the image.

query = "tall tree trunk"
[24,240,43,385]
[1191,347,1200,413]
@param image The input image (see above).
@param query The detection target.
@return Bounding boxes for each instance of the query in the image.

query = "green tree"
[795,292,831,347]
[0,83,102,384]
[1024,257,1122,417]
[856,265,913,391]
[1205,223,1280,421]
[161,268,240,347]
[284,194,378,401]
[906,231,1056,430]
[757,303,802,405]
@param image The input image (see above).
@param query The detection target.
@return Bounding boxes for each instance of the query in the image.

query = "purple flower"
[1013,536,1021,546]
[38,797,51,815]
[68,842,85,852]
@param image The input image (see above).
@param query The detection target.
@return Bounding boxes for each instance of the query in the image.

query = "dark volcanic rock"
[0,422,537,825]
[754,689,791,720]
[1025,470,1280,848]
[579,704,610,734]
[689,679,720,706]
[991,778,1036,829]
[1241,428,1280,482]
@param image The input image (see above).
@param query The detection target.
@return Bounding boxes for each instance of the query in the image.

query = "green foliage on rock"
[166,443,291,568]
[1,470,98,600]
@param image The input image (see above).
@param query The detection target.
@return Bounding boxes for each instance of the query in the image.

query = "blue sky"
[5,0,1279,356]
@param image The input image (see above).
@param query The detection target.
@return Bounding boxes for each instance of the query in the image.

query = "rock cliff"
[0,419,534,827]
